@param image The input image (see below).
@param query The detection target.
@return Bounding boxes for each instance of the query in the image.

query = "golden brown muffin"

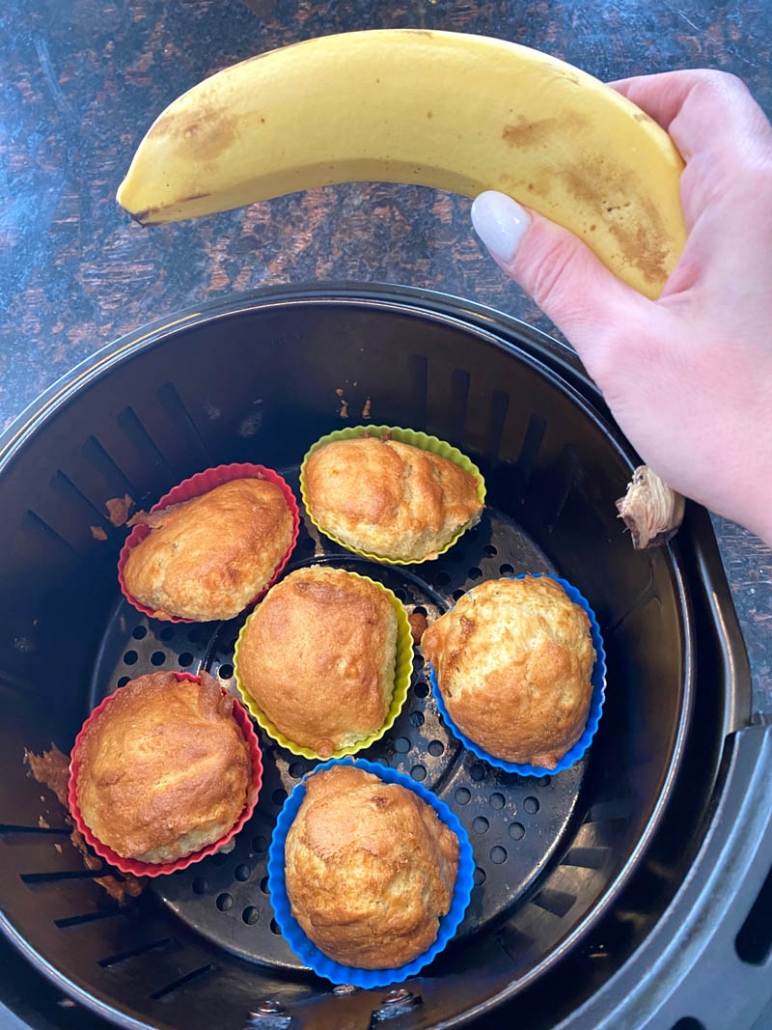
[123,477,294,621]
[284,764,459,968]
[236,567,398,756]
[303,436,482,561]
[423,576,596,769]
[74,671,252,864]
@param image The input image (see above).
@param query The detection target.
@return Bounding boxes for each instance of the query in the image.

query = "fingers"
[611,69,772,164]
[471,191,651,366]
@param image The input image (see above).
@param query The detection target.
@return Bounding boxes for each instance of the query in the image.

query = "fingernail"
[471,191,529,265]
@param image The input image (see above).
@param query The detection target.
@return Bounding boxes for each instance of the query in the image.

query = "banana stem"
[616,466,685,549]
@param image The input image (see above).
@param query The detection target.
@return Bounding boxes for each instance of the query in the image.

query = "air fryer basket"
[0,285,769,1030]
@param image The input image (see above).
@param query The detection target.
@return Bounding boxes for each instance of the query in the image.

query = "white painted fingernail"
[471,191,529,265]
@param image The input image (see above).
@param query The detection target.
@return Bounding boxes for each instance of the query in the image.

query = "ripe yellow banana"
[117,29,687,299]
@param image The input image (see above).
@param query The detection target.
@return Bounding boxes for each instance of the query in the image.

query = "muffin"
[423,576,596,769]
[72,671,253,864]
[283,764,460,969]
[122,476,295,621]
[302,433,483,562]
[235,567,401,757]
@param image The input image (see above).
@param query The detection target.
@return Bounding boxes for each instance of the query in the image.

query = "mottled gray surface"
[1,0,770,708]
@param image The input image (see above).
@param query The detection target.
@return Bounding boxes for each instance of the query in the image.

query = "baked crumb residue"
[24,744,145,905]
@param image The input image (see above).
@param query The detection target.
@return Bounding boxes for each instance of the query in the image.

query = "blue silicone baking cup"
[428,573,607,778]
[267,756,475,987]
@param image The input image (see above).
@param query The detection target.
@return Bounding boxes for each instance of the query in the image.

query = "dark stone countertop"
[1,0,770,711]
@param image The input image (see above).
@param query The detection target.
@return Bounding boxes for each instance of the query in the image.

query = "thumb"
[470,191,652,349]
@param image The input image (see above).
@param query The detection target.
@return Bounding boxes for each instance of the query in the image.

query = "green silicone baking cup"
[299,425,487,565]
[233,571,413,761]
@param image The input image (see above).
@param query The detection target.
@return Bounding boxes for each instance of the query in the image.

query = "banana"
[117,29,687,298]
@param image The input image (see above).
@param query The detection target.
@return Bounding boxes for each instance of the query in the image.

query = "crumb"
[362,398,372,419]
[408,612,429,645]
[38,815,50,829]
[25,745,70,808]
[90,526,108,541]
[25,744,146,903]
[105,494,135,527]
[54,843,62,853]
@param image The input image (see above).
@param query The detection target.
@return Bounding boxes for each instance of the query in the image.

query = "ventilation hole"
[160,627,174,642]
[123,650,138,665]
[509,822,526,841]
[394,589,408,602]
[412,606,427,617]
[498,771,520,786]
[132,625,147,639]
[670,1021,706,1030]
[533,887,576,917]
[217,664,233,679]
[192,878,209,895]
[490,792,505,810]
[272,789,287,807]
[270,919,281,935]
[414,681,429,699]
[470,763,487,782]
[150,964,215,1002]
[211,852,229,867]
[411,765,427,782]
[234,864,251,882]
[409,711,425,728]
[288,762,305,779]
[98,938,172,967]
[473,867,486,886]
[428,740,444,757]
[178,652,194,668]
[394,737,411,754]
[117,676,130,688]
[216,893,233,912]
[483,545,497,558]
[150,651,166,666]
[524,796,540,814]
[490,846,508,865]
[735,862,772,965]
[539,776,552,787]
[435,571,451,586]
[455,788,471,805]
[473,817,490,834]
[499,564,514,575]
[468,567,483,581]
[242,906,259,926]
[260,877,269,895]
[252,835,269,853]
[452,589,466,601]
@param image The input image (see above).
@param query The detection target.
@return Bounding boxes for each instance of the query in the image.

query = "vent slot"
[150,963,217,1002]
[735,861,772,965]
[99,938,173,968]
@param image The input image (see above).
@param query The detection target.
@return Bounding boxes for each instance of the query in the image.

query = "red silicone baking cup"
[67,672,263,878]
[117,463,300,623]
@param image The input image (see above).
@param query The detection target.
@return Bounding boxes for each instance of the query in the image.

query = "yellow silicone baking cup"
[299,425,487,565]
[233,572,413,761]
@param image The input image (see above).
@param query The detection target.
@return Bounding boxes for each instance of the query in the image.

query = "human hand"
[470,70,772,546]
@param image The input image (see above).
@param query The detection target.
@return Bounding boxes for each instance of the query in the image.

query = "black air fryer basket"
[0,285,770,1030]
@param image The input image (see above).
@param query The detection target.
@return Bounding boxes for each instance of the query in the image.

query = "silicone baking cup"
[267,756,475,987]
[299,425,486,565]
[118,462,300,623]
[233,571,413,760]
[67,672,263,878]
[428,573,607,778]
